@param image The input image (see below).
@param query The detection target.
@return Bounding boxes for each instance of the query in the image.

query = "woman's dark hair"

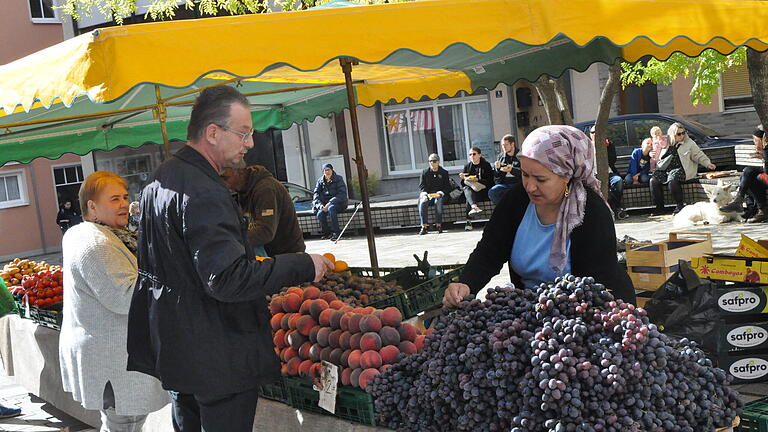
[187,86,250,142]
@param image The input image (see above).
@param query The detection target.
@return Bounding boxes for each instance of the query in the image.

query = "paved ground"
[2,213,768,430]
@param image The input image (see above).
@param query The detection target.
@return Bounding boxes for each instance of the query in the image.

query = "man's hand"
[707,163,717,170]
[442,282,470,308]
[494,161,501,169]
[309,254,335,282]
[649,151,656,159]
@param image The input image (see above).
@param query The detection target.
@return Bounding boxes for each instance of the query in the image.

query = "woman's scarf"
[518,125,606,275]
[97,222,138,257]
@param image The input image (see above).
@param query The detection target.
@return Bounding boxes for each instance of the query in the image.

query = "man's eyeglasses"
[216,124,254,145]
[676,131,687,137]
[429,160,439,163]
[468,152,478,156]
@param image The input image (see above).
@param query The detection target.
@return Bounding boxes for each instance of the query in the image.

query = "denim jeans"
[623,173,650,185]
[417,195,445,225]
[742,166,768,207]
[488,180,519,205]
[170,388,259,432]
[316,203,345,235]
[608,174,624,210]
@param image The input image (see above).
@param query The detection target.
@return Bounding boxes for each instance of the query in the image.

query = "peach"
[379,345,400,364]
[298,342,312,360]
[358,368,380,389]
[320,347,334,362]
[399,340,417,355]
[287,331,306,351]
[347,349,363,369]
[283,294,302,313]
[415,335,426,351]
[309,344,322,362]
[372,309,384,319]
[340,349,352,367]
[282,346,298,362]
[318,308,334,326]
[320,291,338,304]
[269,296,284,314]
[288,314,301,330]
[309,299,329,321]
[329,329,343,348]
[360,315,382,333]
[303,286,321,301]
[339,331,352,350]
[398,323,417,342]
[380,307,402,327]
[310,362,322,379]
[309,326,321,344]
[350,368,363,388]
[329,310,344,329]
[361,307,376,315]
[360,332,383,352]
[286,286,304,296]
[316,327,331,347]
[350,333,362,350]
[360,351,382,369]
[286,357,301,375]
[340,368,353,386]
[379,364,392,373]
[273,329,287,349]
[270,313,285,331]
[299,299,313,315]
[280,363,288,376]
[296,316,317,336]
[349,314,363,333]
[283,330,291,348]
[340,313,352,331]
[280,313,293,331]
[379,326,400,347]
[299,359,314,377]
[329,300,346,310]
[329,347,344,365]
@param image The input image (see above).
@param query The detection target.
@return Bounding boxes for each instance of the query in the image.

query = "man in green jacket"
[222,164,306,256]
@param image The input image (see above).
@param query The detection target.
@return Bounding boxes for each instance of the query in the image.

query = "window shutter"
[722,66,751,98]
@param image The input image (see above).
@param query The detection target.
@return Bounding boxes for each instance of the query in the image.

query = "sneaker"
[468,207,483,216]
[321,234,332,240]
[465,222,473,231]
[0,405,21,419]
[330,233,340,241]
[748,208,768,223]
[720,196,744,213]
[418,227,428,235]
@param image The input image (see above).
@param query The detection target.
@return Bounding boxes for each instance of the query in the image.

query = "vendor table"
[0,315,388,432]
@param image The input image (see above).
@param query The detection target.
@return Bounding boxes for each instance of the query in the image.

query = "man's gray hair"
[429,153,440,161]
[187,85,250,142]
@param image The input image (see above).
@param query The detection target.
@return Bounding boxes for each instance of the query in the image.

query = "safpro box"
[718,353,768,384]
[715,284,768,315]
[736,234,768,258]
[718,322,768,352]
[692,255,768,284]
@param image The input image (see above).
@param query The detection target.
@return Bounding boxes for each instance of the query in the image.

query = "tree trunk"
[534,76,563,125]
[747,48,768,131]
[594,63,621,199]
[552,76,574,126]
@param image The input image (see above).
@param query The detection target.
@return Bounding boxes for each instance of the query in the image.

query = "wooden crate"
[626,232,713,290]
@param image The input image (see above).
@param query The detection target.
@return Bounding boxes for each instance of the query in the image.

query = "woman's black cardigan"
[459,182,635,303]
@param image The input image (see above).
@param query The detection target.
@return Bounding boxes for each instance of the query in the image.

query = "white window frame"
[382,95,490,175]
[28,0,60,23]
[0,169,30,209]
[51,163,84,208]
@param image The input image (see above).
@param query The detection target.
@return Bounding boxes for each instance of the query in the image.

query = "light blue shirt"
[510,202,571,289]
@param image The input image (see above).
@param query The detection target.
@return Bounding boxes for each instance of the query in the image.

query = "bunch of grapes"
[367,275,742,432]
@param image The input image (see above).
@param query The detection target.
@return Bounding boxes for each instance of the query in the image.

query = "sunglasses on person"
[468,152,478,156]
[429,159,439,163]
[676,131,687,137]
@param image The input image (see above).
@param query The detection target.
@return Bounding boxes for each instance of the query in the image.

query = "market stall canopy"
[1,0,767,165]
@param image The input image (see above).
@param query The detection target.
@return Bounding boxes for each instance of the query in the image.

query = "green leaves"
[620,47,746,106]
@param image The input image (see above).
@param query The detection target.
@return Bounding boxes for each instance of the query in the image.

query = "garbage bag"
[0,278,16,318]
[644,260,719,353]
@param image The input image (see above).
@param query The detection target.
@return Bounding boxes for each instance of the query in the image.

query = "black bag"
[448,178,464,203]
[644,260,719,353]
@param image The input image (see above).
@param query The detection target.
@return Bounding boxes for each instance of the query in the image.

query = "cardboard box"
[718,352,768,384]
[692,255,768,284]
[626,232,713,290]
[718,321,768,352]
[736,234,768,258]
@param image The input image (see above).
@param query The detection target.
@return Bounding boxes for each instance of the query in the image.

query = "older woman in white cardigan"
[60,171,168,432]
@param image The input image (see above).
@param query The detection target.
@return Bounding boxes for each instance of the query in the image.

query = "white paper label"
[730,358,768,380]
[318,361,338,413]
[719,290,761,313]
[727,326,768,348]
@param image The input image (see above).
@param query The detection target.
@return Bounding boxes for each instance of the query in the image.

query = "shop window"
[722,66,753,111]
[0,170,29,209]
[29,0,58,22]
[53,165,84,210]
[115,155,153,200]
[382,96,492,174]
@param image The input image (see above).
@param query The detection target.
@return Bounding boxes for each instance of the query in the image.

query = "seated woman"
[459,147,494,231]
[649,122,716,215]
[60,171,168,431]
[624,137,653,185]
[443,125,635,307]
[313,163,349,241]
[720,125,768,223]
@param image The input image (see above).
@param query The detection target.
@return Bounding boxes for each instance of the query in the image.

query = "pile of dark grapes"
[367,275,742,432]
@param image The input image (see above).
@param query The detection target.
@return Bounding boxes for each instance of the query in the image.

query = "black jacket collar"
[174,145,226,186]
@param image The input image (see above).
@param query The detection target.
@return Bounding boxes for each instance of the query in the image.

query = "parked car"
[575,113,752,157]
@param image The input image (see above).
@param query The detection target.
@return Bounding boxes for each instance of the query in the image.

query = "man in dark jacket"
[417,153,452,235]
[590,125,627,219]
[488,134,521,204]
[127,86,332,432]
[312,163,348,241]
[56,200,82,233]
[221,164,305,256]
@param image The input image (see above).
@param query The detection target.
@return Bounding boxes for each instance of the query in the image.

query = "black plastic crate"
[737,396,768,431]
[258,377,290,404]
[401,265,464,318]
[284,376,375,426]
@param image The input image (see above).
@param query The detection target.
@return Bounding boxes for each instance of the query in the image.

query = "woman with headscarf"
[719,125,768,223]
[60,171,168,431]
[443,125,635,307]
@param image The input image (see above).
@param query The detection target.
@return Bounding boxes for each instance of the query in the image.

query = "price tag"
[318,361,338,413]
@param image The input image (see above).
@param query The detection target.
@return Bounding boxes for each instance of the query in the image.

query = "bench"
[614,145,736,177]
[736,144,763,168]
[297,199,495,235]
[622,179,712,210]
